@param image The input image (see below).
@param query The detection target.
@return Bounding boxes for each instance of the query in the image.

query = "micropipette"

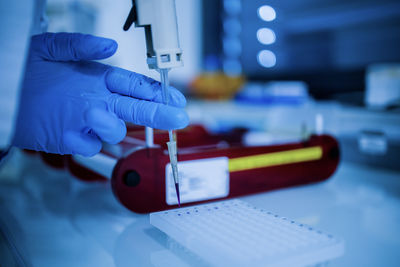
[160,68,181,207]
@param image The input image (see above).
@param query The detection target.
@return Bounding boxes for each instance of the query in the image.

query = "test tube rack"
[37,124,340,213]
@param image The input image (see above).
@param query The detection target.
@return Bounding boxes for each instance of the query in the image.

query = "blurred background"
[45,0,400,100]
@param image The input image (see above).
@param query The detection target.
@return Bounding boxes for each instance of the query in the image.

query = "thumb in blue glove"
[13,32,189,156]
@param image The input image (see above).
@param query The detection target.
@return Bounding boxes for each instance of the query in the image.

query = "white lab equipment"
[123,0,184,205]
[150,199,345,267]
[365,64,400,109]
[128,0,183,70]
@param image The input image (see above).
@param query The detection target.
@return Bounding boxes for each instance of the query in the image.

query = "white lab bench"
[0,148,399,267]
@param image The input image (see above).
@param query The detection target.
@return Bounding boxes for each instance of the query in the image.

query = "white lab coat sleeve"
[0,0,47,150]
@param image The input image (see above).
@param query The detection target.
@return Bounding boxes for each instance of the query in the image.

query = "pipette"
[123,0,183,206]
[160,68,181,207]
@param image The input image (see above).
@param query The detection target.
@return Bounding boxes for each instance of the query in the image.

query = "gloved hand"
[13,32,189,156]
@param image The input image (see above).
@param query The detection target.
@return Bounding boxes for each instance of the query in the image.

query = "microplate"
[150,199,344,267]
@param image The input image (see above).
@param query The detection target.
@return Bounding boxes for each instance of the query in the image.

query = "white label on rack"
[165,157,230,205]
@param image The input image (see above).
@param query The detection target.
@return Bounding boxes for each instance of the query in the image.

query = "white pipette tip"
[160,68,180,206]
[167,140,180,206]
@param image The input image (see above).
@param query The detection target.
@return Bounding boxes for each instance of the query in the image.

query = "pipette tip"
[175,182,181,207]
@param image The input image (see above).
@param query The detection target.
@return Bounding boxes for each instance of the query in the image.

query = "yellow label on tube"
[228,146,323,172]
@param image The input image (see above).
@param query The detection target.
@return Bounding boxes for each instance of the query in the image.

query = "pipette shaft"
[160,69,181,207]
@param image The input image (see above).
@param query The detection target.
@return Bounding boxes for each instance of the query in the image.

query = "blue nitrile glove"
[13,32,189,156]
